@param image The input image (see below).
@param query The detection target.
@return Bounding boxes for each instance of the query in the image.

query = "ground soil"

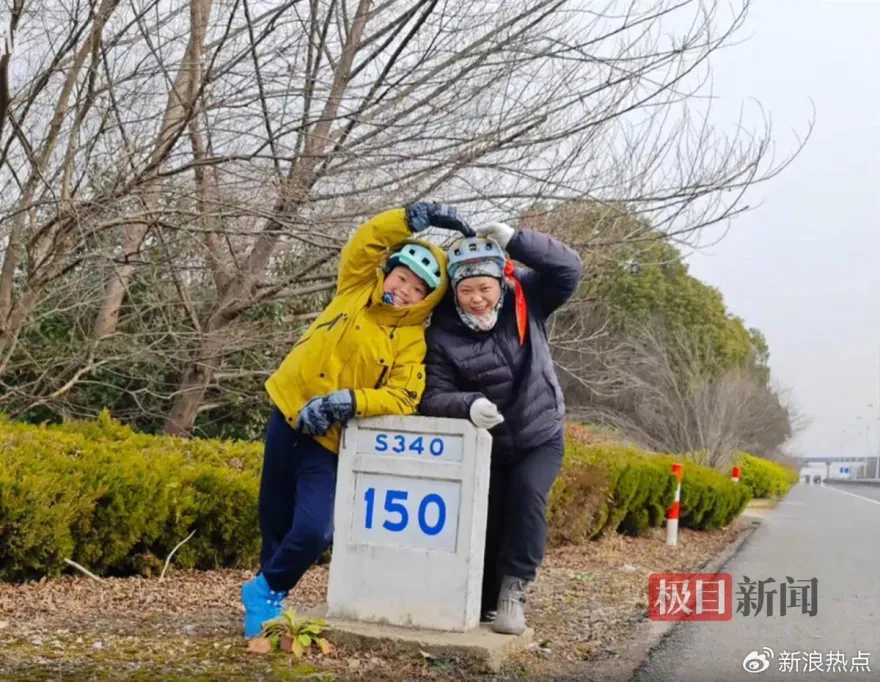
[0,520,751,681]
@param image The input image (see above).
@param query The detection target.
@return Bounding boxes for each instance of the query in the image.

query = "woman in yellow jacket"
[242,202,474,638]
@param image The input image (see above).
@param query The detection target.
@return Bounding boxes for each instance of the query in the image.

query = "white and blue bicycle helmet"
[447,236,507,282]
[385,242,442,291]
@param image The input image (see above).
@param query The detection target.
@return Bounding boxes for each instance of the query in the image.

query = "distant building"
[796,457,879,480]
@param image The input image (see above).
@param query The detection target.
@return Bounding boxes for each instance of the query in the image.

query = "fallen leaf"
[279,635,294,653]
[348,658,361,669]
[247,637,272,655]
[0,523,745,678]
[316,636,333,656]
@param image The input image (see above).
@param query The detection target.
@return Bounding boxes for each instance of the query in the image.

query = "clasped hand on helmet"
[473,221,515,249]
[405,202,475,238]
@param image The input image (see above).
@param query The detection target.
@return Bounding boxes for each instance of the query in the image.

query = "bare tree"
[91,0,215,342]
[578,320,797,468]
[523,201,657,406]
[0,0,811,436]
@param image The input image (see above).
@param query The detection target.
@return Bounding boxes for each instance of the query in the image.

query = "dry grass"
[744,498,780,511]
[0,521,747,681]
[507,522,746,676]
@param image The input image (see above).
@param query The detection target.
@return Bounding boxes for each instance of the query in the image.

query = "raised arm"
[337,203,475,294]
[336,208,411,294]
[504,228,583,316]
[474,222,583,317]
[418,336,484,419]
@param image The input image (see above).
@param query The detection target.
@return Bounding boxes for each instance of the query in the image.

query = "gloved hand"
[406,202,475,237]
[295,390,356,436]
[469,397,505,429]
[474,221,515,248]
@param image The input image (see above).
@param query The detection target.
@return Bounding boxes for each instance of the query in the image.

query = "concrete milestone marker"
[323,415,533,671]
[327,415,491,632]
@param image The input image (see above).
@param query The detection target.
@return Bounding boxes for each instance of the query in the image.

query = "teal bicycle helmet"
[386,243,442,290]
[447,236,507,280]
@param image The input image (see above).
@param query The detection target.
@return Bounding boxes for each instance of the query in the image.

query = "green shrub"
[1,412,760,580]
[734,452,798,499]
[547,427,753,547]
[546,441,612,545]
[679,462,751,530]
[547,437,678,543]
[0,413,263,581]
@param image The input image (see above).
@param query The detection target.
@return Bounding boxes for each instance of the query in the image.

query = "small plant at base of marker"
[254,609,333,658]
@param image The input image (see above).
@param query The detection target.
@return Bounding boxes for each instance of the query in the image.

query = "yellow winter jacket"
[265,208,449,454]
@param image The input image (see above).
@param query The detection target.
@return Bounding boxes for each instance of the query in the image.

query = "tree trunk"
[0,288,39,376]
[92,0,213,341]
[162,0,373,436]
[0,0,119,372]
[0,219,22,332]
[164,329,225,436]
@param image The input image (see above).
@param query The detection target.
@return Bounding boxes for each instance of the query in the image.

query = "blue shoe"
[241,574,288,638]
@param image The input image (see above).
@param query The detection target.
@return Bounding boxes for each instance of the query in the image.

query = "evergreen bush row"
[1,413,791,580]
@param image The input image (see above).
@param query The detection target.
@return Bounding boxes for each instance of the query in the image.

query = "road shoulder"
[543,514,763,682]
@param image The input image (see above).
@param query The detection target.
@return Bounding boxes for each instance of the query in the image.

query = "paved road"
[630,482,880,682]
[825,482,880,503]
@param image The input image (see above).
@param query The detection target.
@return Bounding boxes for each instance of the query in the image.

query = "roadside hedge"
[658,457,752,531]
[546,427,751,545]
[0,411,263,581]
[734,452,799,499]
[1,413,757,581]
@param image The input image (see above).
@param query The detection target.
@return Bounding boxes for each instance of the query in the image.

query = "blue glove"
[294,390,356,436]
[406,202,475,237]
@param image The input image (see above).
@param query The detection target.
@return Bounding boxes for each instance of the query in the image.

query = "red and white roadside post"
[666,462,683,547]
[731,466,741,483]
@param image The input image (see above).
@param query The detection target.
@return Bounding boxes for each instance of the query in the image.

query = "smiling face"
[455,276,502,316]
[383,265,429,306]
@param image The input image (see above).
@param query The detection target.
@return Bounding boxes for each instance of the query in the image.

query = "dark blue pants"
[481,429,565,613]
[258,408,338,593]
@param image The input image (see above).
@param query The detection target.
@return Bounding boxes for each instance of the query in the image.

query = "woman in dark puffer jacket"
[419,220,583,635]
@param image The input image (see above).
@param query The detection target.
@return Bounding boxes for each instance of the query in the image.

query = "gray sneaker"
[491,575,527,635]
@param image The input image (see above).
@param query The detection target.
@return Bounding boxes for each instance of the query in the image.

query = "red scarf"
[504,260,528,345]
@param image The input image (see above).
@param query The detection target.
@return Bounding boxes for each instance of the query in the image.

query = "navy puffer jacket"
[419,228,583,460]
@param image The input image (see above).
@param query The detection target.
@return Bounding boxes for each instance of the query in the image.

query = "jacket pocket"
[403,365,424,404]
[544,367,563,413]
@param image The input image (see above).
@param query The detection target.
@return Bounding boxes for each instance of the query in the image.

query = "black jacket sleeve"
[505,228,584,317]
[418,332,483,419]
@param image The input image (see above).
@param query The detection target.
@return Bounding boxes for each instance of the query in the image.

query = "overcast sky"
[683,0,880,463]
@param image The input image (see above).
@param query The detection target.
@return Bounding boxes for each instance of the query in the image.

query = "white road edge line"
[823,485,880,506]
